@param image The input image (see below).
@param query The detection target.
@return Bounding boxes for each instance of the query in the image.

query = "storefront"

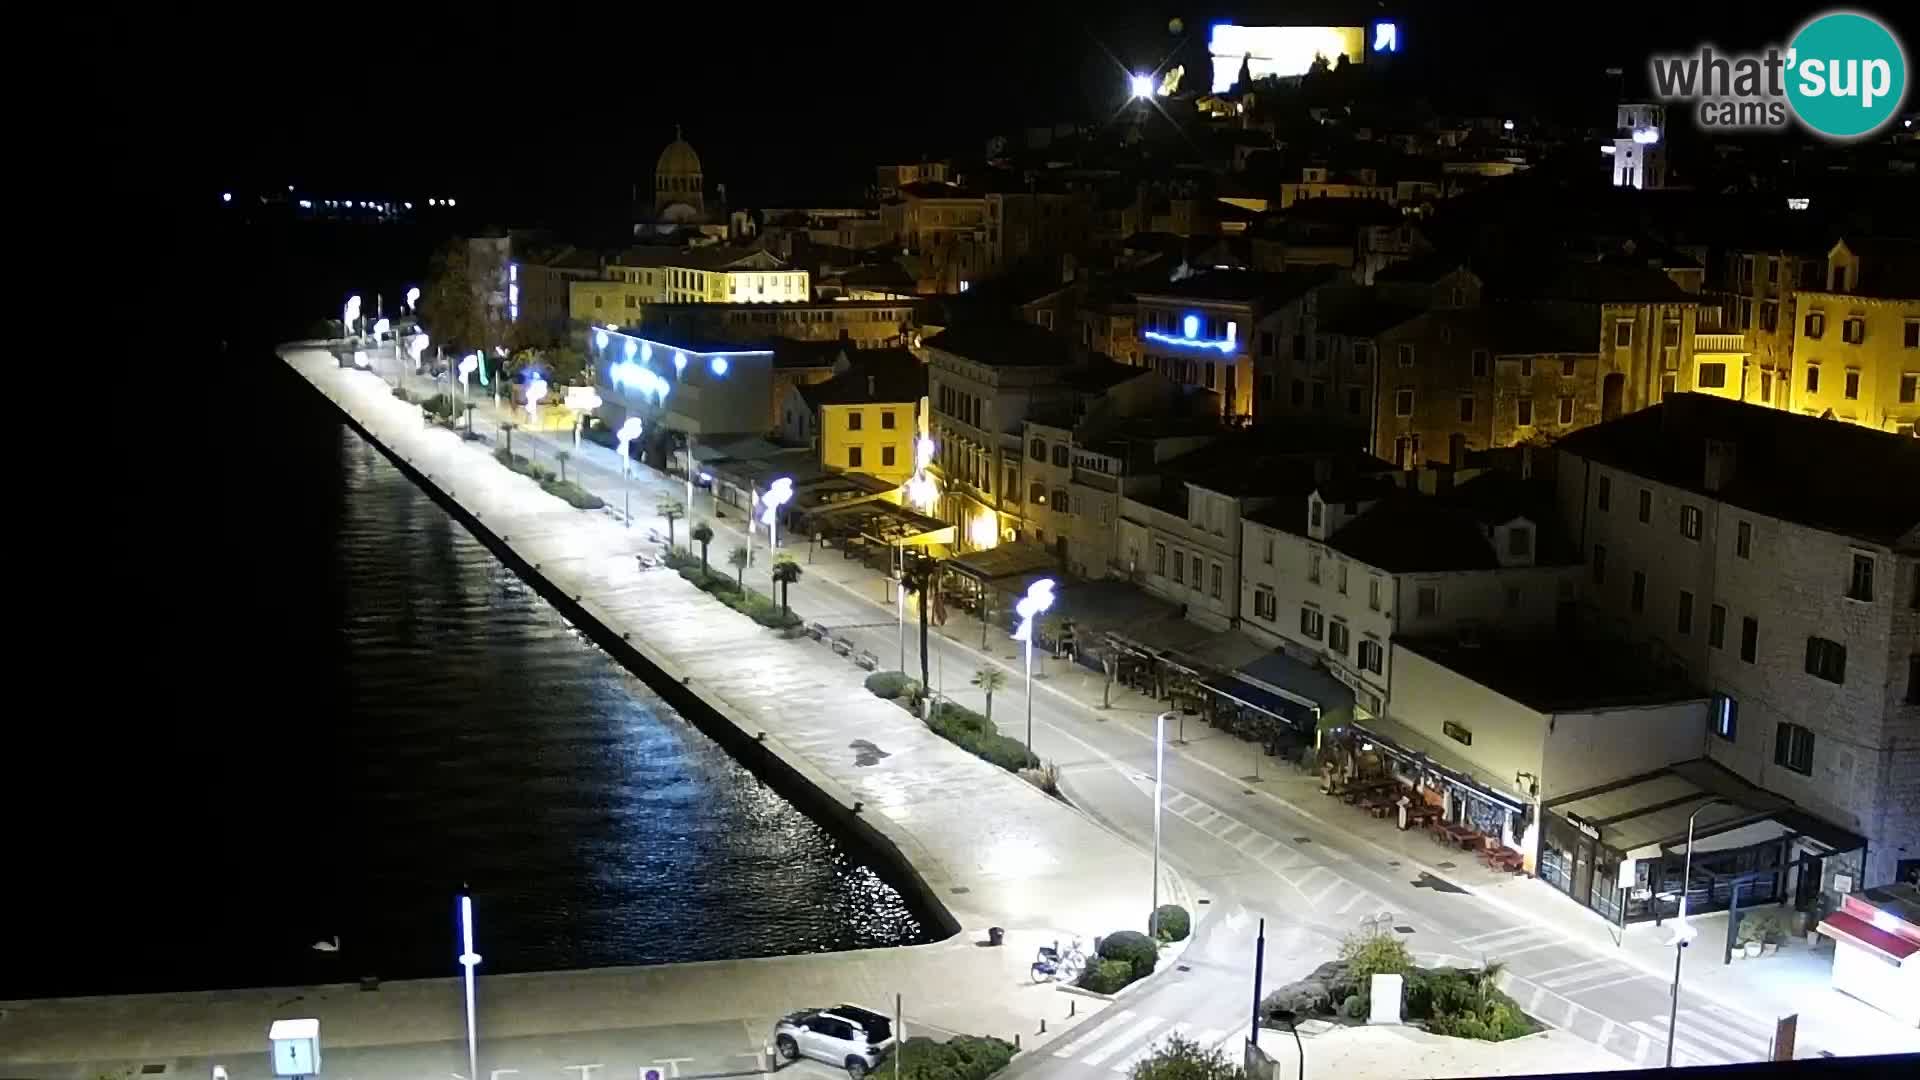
[1816,882,1920,1027]
[1541,760,1866,927]
[1334,716,1532,853]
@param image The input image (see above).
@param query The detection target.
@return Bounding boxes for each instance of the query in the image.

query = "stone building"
[1555,394,1920,887]
[1137,268,1337,423]
[1789,237,1920,434]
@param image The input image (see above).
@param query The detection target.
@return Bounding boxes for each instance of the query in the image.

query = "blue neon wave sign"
[1143,313,1239,353]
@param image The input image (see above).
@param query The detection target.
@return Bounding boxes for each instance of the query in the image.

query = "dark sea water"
[1,220,930,1000]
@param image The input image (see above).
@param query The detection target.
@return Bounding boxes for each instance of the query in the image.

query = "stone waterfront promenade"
[0,348,1166,1066]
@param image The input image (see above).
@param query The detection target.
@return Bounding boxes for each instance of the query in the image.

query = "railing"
[1694,333,1747,352]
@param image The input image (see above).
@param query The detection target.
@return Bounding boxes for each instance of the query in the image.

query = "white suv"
[773,1004,895,1079]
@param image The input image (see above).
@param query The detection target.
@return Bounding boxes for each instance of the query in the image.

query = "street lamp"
[617,417,644,526]
[525,376,547,429]
[762,477,794,569]
[902,436,938,512]
[1268,1009,1305,1080]
[456,893,482,1080]
[343,294,361,338]
[1151,710,1169,938]
[1665,797,1729,1068]
[405,286,420,313]
[1012,578,1056,754]
[567,387,601,451]
[1130,73,1155,98]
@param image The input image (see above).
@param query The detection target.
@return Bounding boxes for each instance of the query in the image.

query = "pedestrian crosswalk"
[1150,784,1387,923]
[1053,1010,1232,1074]
[1626,1004,1777,1069]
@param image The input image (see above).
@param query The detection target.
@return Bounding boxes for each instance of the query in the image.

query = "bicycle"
[1030,938,1088,983]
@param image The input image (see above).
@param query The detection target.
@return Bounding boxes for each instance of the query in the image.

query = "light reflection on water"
[319,426,931,981]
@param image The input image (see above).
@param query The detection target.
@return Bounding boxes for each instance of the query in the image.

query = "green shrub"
[1079,958,1134,994]
[1341,994,1366,1019]
[866,671,913,699]
[1152,904,1191,942]
[1099,930,1159,979]
[926,701,1037,773]
[539,478,605,510]
[879,1035,1017,1080]
[422,393,457,419]
[1340,930,1413,983]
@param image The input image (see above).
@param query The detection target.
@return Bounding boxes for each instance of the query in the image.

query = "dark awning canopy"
[1201,674,1317,729]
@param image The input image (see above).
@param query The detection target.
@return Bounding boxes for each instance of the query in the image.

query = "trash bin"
[987,926,1004,946]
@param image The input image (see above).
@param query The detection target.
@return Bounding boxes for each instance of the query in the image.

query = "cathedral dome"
[656,133,702,179]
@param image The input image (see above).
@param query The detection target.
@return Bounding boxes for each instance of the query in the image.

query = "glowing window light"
[1503,119,1515,131]
[299,199,313,209]
[1633,127,1661,145]
[710,355,729,376]
[1787,197,1811,211]
[222,192,232,202]
[509,263,518,283]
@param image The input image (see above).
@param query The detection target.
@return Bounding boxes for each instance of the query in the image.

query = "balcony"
[1694,333,1747,353]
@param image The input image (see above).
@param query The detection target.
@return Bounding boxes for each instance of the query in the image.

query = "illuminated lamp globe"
[1130,73,1155,99]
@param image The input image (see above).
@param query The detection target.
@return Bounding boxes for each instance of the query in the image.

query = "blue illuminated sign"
[1372,21,1398,53]
[1144,312,1240,353]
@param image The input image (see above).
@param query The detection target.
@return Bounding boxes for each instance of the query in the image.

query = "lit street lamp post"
[1665,797,1729,1068]
[761,477,794,583]
[617,417,644,527]
[457,893,482,1080]
[1011,579,1056,754]
[1151,710,1169,938]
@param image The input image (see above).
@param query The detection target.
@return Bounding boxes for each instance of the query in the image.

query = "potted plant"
[1757,911,1789,955]
[1737,916,1764,958]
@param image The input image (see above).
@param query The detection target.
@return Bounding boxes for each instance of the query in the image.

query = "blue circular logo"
[1786,11,1908,138]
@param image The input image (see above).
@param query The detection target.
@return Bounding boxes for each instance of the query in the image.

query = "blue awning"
[1237,653,1357,715]
[1201,675,1316,729]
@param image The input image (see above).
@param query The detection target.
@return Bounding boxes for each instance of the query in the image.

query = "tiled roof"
[1555,394,1920,547]
[922,321,1072,367]
[1840,236,1920,300]
[797,353,926,408]
[1374,252,1469,284]
[1135,267,1336,305]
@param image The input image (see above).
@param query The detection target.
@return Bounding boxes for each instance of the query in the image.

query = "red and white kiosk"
[1815,882,1920,1028]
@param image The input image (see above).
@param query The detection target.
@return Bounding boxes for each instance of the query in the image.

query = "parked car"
[773,1004,894,1079]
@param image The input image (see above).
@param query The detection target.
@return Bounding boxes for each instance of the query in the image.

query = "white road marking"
[1055,1010,1133,1058]
[1456,925,1542,948]
[1496,939,1572,959]
[1531,956,1613,984]
[1560,971,1654,996]
[1236,834,1277,858]
[1109,1022,1193,1073]
[1082,1013,1167,1067]
[1334,888,1372,915]
[1628,1019,1733,1066]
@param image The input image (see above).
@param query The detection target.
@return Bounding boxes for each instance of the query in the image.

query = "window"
[1310,501,1324,530]
[1592,544,1607,584]
[1709,604,1727,648]
[1394,388,1414,417]
[1663,321,1681,349]
[1631,570,1646,613]
[881,445,896,467]
[1806,365,1821,394]
[1308,550,1322,584]
[1847,553,1874,601]
[1029,481,1045,504]
[1398,344,1415,367]
[1355,344,1374,366]
[1740,616,1759,663]
[1210,562,1223,599]
[1680,505,1702,540]
[1844,369,1861,400]
[1678,590,1694,635]
[1505,585,1523,610]
[1253,587,1276,620]
[1804,636,1848,684]
[1291,380,1306,406]
[1358,639,1384,674]
[1368,577,1382,611]
[848,446,863,468]
[1052,489,1069,514]
[1154,543,1167,577]
[1507,526,1532,558]
[1842,317,1865,345]
[1260,374,1275,401]
[1902,373,1919,404]
[1337,562,1349,594]
[1697,362,1727,388]
[1805,311,1825,339]
[1597,475,1612,511]
[1520,356,1535,378]
[1559,396,1574,424]
[1348,387,1366,415]
[1516,396,1534,426]
[1007,467,1019,499]
[1661,373,1677,397]
[1760,371,1773,402]
[1906,319,1919,348]
[1638,489,1652,524]
[1416,585,1439,616]
[1736,521,1751,558]
[1328,621,1350,655]
[1459,396,1475,422]
[1171,550,1184,583]
[1774,722,1815,775]
[1562,357,1577,377]
[1299,607,1324,640]
[1711,693,1737,741]
[1052,444,1069,467]
[1908,654,1919,704]
[1029,438,1045,460]
[1191,555,1202,589]
[1614,320,1634,348]
[848,411,863,431]
[1260,331,1275,357]
[1472,349,1490,377]
[881,411,896,430]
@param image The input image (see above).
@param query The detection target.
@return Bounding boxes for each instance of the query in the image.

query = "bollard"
[1069,1000,1076,1017]
[1014,1034,1021,1051]
[1039,1019,1046,1034]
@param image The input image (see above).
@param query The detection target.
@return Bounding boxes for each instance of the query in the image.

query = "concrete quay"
[0,348,1168,1070]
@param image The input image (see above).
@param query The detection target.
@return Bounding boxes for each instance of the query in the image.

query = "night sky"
[150,1,1910,228]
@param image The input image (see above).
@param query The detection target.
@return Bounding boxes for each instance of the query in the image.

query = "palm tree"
[899,552,940,693]
[771,555,803,615]
[501,420,517,458]
[690,522,715,576]
[555,450,571,485]
[658,499,684,549]
[971,667,1007,723]
[727,544,749,589]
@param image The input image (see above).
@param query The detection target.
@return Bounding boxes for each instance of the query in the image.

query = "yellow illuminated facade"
[820,400,923,485]
[569,248,809,322]
[1790,239,1920,435]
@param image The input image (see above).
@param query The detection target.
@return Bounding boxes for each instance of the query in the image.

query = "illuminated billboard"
[1208,23,1365,91]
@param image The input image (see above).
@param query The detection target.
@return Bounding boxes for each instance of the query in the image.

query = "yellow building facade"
[1790,239,1920,435]
[818,399,924,485]
[569,247,809,322]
